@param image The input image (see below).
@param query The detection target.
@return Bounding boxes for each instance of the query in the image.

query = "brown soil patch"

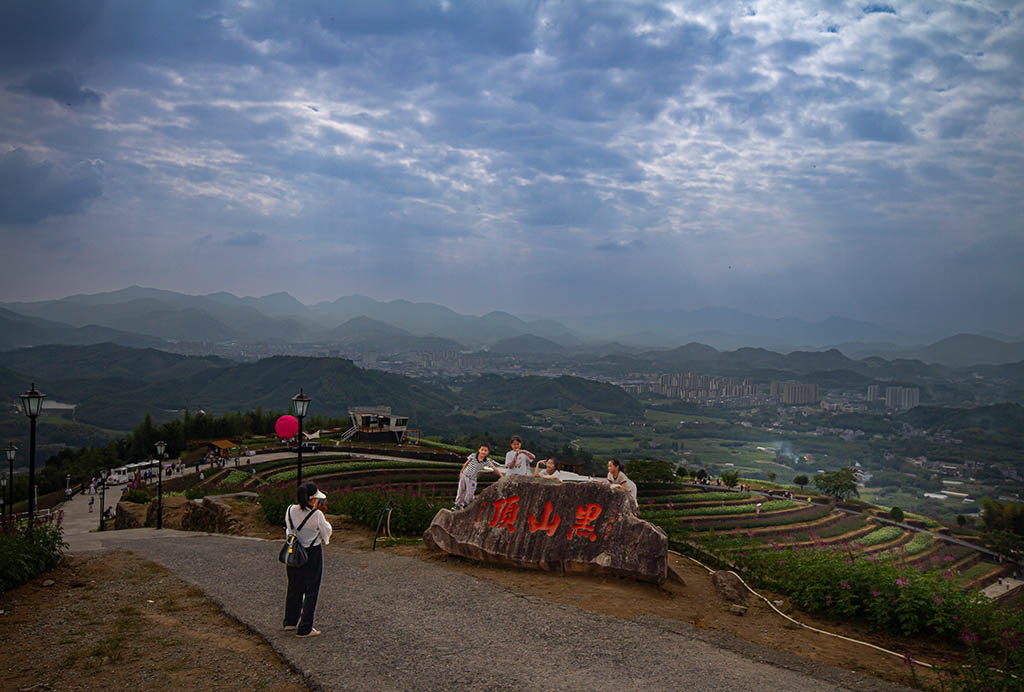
[0,553,309,692]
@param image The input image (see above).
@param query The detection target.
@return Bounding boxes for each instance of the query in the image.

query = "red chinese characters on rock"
[489,495,519,532]
[528,501,561,536]
[567,503,602,542]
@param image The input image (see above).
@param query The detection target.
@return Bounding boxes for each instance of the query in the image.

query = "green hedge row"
[266,460,461,483]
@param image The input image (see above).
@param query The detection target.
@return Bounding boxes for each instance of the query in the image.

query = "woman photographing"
[283,481,333,638]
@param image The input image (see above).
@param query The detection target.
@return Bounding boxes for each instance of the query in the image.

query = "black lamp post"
[99,468,109,531]
[4,443,14,525]
[155,440,166,530]
[1,475,6,528]
[292,389,311,487]
[19,384,45,532]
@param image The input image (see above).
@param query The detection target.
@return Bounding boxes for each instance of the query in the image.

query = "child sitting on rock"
[534,457,561,481]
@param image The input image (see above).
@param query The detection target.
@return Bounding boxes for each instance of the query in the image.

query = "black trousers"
[284,543,323,634]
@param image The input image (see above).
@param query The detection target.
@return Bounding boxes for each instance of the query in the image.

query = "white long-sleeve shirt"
[284,505,333,548]
[504,449,535,476]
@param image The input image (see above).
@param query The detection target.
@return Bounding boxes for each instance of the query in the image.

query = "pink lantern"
[275,414,299,440]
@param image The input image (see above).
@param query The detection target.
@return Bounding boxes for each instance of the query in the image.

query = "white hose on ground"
[668,548,935,670]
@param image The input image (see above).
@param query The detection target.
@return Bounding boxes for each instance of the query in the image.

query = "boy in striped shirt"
[454,443,500,510]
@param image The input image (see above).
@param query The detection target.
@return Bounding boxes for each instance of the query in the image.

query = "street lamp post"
[19,384,45,532]
[5,444,14,525]
[1,476,6,528]
[155,441,166,530]
[291,389,311,487]
[99,468,110,531]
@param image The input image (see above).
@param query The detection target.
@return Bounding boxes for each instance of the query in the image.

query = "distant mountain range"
[1,287,1021,366]
[0,344,642,431]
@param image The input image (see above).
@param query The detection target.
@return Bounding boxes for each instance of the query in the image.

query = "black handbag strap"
[286,505,317,533]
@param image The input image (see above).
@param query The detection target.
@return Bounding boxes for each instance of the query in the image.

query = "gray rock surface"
[424,475,668,583]
[713,570,749,603]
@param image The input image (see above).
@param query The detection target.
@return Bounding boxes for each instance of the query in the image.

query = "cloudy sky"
[1,1,1021,333]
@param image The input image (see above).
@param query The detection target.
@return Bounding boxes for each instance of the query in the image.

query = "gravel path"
[85,531,912,692]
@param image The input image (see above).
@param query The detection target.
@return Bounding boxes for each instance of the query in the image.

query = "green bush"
[222,470,250,485]
[184,487,206,500]
[333,485,448,536]
[854,526,903,547]
[122,489,152,504]
[888,506,905,523]
[0,523,67,593]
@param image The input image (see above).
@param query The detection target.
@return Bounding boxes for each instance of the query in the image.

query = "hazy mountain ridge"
[1,287,1019,364]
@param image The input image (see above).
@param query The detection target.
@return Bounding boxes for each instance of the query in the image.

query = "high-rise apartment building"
[866,384,881,402]
[885,386,920,410]
[773,381,820,405]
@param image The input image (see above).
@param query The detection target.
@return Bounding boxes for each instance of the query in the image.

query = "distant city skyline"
[1,2,1022,333]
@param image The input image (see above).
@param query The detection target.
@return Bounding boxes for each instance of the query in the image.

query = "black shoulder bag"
[279,505,316,567]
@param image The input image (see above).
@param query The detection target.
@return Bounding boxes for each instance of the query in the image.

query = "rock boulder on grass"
[423,475,669,584]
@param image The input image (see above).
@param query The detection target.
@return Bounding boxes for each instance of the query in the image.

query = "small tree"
[956,514,967,529]
[767,471,777,483]
[813,467,860,501]
[793,474,809,490]
[721,470,740,488]
[696,468,708,481]
[889,506,905,523]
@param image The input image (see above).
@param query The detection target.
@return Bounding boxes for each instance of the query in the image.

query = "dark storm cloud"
[7,69,102,106]
[0,148,103,225]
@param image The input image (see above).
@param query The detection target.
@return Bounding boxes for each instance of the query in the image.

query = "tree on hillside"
[793,475,809,489]
[813,468,860,500]
[625,458,676,484]
[889,506,904,523]
[721,470,739,488]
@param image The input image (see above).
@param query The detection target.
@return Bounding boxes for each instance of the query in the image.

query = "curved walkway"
[58,488,911,691]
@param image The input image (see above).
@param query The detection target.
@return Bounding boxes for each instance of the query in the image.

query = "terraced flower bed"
[853,526,903,547]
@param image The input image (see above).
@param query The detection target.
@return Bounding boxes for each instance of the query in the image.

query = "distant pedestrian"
[65,487,72,502]
[199,472,205,482]
[89,496,95,513]
[283,482,333,638]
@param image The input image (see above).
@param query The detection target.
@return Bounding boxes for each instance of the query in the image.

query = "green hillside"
[460,374,642,416]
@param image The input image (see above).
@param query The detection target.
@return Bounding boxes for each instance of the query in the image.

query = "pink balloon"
[275,414,299,440]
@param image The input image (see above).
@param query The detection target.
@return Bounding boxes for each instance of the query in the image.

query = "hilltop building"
[340,406,410,444]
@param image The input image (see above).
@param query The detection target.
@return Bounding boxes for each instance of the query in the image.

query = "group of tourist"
[278,436,644,642]
[452,436,639,510]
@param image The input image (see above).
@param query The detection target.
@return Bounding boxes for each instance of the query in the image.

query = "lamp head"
[19,384,46,418]
[291,388,311,418]
[155,440,166,456]
[5,443,15,463]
